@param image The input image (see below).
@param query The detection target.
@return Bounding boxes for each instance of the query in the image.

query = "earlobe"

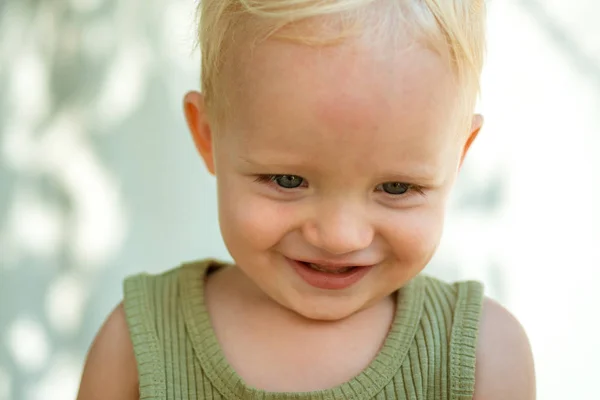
[459,114,483,168]
[183,91,216,175]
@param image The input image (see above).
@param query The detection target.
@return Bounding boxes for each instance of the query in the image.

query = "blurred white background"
[0,0,598,399]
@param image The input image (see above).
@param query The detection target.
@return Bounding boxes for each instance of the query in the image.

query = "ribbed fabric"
[123,259,484,400]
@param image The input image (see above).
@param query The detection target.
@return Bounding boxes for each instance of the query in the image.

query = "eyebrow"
[238,155,312,169]
[377,170,445,186]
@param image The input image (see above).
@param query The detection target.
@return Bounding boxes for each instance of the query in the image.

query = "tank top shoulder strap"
[450,279,484,399]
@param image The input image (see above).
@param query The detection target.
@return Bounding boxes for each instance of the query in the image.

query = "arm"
[473,298,536,400]
[77,303,139,400]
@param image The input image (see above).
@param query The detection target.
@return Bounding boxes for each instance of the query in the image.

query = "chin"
[284,295,371,322]
[294,305,358,322]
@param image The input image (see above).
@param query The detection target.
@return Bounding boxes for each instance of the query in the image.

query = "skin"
[78,20,536,400]
[208,36,469,322]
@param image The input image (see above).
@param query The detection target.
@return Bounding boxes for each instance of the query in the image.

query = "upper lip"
[292,258,376,268]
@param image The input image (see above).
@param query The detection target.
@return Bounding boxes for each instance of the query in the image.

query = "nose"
[302,200,374,256]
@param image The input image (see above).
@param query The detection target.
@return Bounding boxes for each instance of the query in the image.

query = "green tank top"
[123,259,484,400]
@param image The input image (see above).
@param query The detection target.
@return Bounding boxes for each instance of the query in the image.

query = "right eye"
[256,175,306,189]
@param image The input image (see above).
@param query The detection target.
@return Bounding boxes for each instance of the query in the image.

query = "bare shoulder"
[474,297,536,400]
[77,303,138,400]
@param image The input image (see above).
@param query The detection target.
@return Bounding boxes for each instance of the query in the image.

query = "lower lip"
[288,259,373,290]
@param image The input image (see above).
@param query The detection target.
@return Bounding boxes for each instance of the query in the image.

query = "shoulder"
[474,297,536,400]
[77,303,138,400]
[419,276,535,399]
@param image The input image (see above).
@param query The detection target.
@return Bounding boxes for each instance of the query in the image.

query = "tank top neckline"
[178,259,426,400]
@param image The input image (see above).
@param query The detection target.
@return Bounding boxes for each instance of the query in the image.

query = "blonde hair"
[197,0,486,129]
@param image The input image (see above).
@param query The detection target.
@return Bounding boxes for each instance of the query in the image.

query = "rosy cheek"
[219,187,298,251]
[384,209,444,261]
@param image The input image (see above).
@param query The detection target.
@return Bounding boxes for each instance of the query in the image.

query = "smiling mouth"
[289,259,374,290]
[303,262,358,274]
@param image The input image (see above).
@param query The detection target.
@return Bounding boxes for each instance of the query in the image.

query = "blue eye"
[275,175,304,188]
[380,182,410,195]
[258,175,305,189]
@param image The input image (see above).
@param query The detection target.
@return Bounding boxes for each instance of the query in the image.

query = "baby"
[78,0,536,399]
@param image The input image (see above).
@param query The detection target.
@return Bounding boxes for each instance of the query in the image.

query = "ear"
[459,114,483,169]
[183,91,216,175]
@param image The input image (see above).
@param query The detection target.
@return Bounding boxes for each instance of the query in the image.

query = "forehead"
[220,34,462,175]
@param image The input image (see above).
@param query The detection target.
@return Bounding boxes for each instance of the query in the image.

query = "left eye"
[255,174,306,189]
[379,182,410,195]
[274,175,304,189]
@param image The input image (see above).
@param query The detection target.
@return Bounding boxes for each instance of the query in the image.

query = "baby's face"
[202,34,474,320]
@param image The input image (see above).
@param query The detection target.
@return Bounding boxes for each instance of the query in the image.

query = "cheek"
[217,179,298,252]
[382,206,445,262]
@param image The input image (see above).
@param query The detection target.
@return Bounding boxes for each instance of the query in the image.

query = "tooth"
[308,263,353,274]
